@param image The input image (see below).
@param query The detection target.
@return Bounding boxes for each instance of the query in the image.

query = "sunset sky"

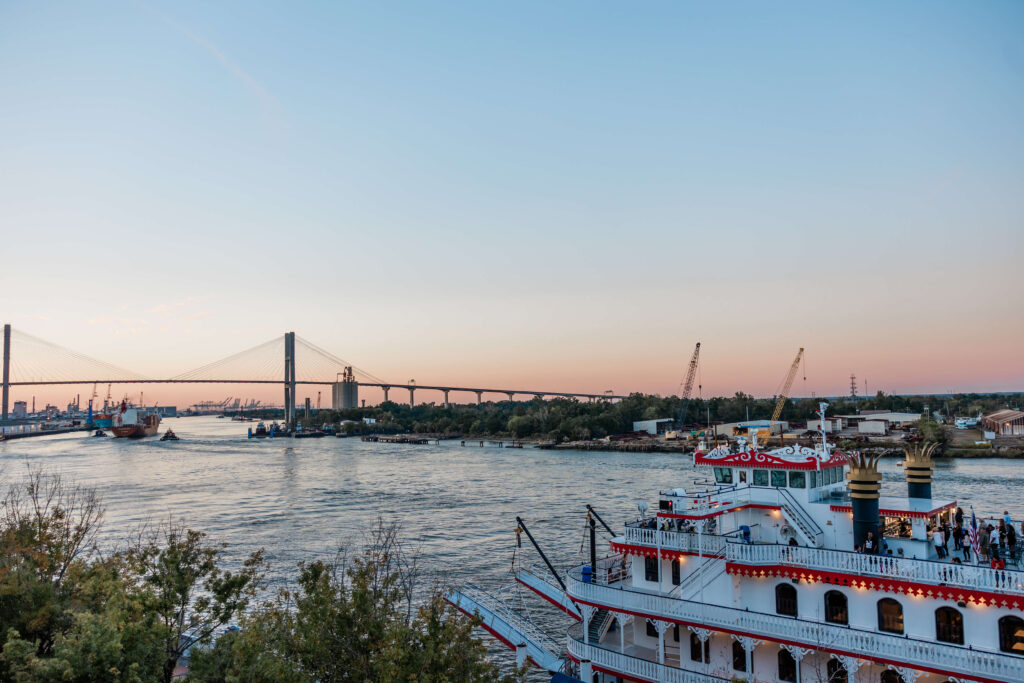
[2,2,1022,408]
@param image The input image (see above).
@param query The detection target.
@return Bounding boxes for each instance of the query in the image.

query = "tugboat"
[110,401,161,438]
[93,429,108,437]
[248,422,271,439]
[447,403,1024,683]
[160,428,180,441]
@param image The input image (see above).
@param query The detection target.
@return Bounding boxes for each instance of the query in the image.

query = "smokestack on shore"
[904,442,938,500]
[845,451,882,551]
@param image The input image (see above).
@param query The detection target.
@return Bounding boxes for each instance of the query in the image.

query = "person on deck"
[1007,524,1018,561]
[989,525,1001,562]
[952,524,963,551]
[865,531,878,554]
[933,527,946,559]
[955,507,964,528]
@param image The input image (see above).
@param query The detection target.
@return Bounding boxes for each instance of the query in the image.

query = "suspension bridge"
[0,325,629,424]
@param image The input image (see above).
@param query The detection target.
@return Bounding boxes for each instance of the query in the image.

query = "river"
[2,417,1021,672]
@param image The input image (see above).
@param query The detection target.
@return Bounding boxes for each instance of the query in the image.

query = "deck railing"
[726,543,1024,596]
[566,571,1024,682]
[622,527,727,555]
[566,623,729,683]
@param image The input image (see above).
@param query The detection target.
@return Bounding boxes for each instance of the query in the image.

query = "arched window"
[877,598,904,634]
[775,583,798,617]
[732,640,746,672]
[999,615,1024,653]
[827,658,847,683]
[935,606,964,644]
[824,590,848,625]
[881,671,905,683]
[777,648,797,682]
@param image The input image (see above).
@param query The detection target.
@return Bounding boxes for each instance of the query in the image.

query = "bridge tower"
[284,331,296,427]
[2,324,9,420]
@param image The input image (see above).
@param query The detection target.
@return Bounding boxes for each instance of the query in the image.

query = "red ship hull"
[110,415,161,438]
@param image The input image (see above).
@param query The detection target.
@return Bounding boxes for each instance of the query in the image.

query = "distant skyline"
[2,1,1022,407]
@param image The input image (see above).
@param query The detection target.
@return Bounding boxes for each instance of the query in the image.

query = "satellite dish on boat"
[637,502,649,517]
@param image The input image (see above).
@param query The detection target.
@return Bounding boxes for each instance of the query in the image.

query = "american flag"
[967,506,981,562]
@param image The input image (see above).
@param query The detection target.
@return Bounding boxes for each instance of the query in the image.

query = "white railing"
[567,624,728,683]
[622,527,727,555]
[566,573,1024,682]
[726,543,1024,596]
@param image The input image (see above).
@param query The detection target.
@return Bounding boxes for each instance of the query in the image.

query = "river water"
[2,417,1022,670]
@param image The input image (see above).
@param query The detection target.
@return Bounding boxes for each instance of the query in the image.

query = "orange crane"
[676,342,701,428]
[771,348,805,423]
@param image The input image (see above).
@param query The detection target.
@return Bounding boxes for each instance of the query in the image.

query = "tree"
[0,469,104,657]
[124,520,266,683]
[189,520,524,682]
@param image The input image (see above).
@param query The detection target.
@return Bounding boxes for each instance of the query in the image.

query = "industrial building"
[981,409,1024,436]
[12,401,26,419]
[332,367,359,410]
[632,418,674,435]
[839,411,922,426]
[0,420,42,436]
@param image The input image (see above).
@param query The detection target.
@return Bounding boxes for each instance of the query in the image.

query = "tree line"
[0,469,522,682]
[290,391,1023,441]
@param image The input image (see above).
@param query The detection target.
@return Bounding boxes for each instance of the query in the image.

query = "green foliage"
[915,416,949,445]
[293,391,1024,441]
[0,472,523,682]
[190,520,524,683]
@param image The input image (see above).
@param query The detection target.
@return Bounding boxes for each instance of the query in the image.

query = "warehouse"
[981,409,1024,436]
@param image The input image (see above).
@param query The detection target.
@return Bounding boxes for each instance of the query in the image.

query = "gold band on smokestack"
[845,451,882,500]
[904,442,938,499]
[845,450,882,551]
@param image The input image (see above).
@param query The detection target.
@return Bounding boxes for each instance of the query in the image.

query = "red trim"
[566,654,650,683]
[445,599,541,668]
[829,501,957,519]
[725,562,1024,612]
[515,576,582,621]
[568,595,1005,683]
[610,541,704,560]
[656,504,781,520]
[694,447,847,471]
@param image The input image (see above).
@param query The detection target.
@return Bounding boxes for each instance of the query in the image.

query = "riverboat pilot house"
[448,405,1024,683]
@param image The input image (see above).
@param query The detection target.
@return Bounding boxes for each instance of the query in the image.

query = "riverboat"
[447,403,1024,683]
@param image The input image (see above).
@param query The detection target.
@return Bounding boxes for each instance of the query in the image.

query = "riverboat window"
[824,590,848,625]
[809,470,818,488]
[672,625,680,642]
[827,658,847,683]
[731,641,746,672]
[777,649,797,682]
[789,471,806,488]
[880,671,904,683]
[753,469,769,486]
[644,556,658,582]
[739,470,747,483]
[771,470,787,487]
[775,583,798,617]
[714,468,733,484]
[877,598,903,634]
[646,621,658,637]
[999,615,1024,653]
[689,633,709,662]
[671,559,681,585]
[935,606,964,644]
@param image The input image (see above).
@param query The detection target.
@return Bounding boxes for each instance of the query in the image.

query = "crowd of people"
[930,507,1018,566]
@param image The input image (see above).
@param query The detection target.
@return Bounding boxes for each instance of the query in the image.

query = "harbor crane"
[676,342,701,428]
[770,347,805,423]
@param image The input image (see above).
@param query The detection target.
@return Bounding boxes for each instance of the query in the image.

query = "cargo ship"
[447,403,1024,683]
[110,402,161,438]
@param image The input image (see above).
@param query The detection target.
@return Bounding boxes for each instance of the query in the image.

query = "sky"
[1,1,1022,409]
